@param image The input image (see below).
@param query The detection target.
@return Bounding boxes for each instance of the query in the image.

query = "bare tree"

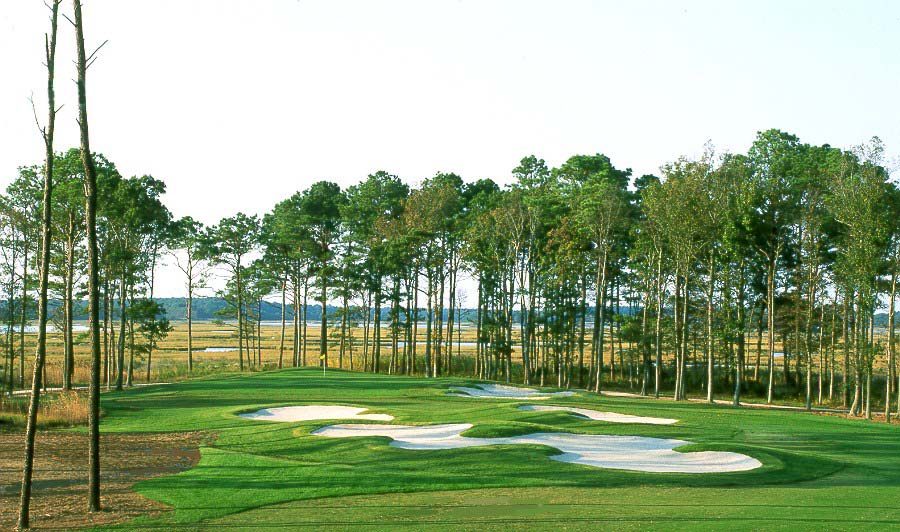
[18,1,62,528]
[73,0,106,512]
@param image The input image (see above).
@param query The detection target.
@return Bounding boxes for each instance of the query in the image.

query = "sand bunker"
[449,383,576,400]
[239,405,394,422]
[312,423,760,473]
[519,405,678,425]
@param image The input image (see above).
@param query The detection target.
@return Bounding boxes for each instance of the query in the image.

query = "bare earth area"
[0,430,206,530]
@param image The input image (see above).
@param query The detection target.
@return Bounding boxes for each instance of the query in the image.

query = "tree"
[50,151,87,389]
[558,154,632,393]
[169,216,209,373]
[405,175,462,377]
[828,139,890,418]
[748,129,803,404]
[207,213,260,370]
[346,172,410,373]
[102,174,169,388]
[129,298,173,381]
[297,181,346,369]
[884,181,900,422]
[18,2,61,527]
[73,0,105,511]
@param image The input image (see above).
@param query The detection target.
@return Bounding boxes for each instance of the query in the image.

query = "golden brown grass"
[0,391,92,428]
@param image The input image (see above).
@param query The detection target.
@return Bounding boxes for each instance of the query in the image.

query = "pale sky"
[2,0,899,298]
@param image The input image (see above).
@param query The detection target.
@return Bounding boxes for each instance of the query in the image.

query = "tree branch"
[28,94,48,143]
[87,39,109,65]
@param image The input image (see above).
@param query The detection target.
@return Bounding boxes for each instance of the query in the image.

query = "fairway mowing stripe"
[236,502,900,510]
[177,516,900,528]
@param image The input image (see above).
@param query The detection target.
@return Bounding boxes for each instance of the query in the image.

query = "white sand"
[519,405,678,425]
[449,383,576,400]
[312,423,760,473]
[239,405,394,422]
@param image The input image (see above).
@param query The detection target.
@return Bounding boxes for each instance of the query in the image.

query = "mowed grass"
[88,368,900,530]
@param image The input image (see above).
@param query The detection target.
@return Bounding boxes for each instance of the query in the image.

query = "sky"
[2,0,899,298]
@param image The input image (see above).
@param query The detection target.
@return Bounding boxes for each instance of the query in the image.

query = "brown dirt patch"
[0,430,207,530]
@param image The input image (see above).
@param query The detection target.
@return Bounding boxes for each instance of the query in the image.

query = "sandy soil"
[312,423,761,473]
[518,405,678,425]
[239,405,394,422]
[0,430,207,530]
[449,384,576,400]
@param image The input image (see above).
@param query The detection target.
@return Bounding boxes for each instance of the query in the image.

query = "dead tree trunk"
[74,0,104,511]
[18,3,60,527]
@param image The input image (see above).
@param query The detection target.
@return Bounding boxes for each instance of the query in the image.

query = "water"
[3,324,89,334]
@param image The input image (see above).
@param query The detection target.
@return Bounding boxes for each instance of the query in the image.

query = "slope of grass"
[93,368,900,529]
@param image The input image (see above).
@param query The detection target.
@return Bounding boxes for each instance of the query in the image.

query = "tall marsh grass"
[0,391,92,428]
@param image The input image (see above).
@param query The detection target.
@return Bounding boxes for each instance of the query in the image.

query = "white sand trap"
[519,405,678,425]
[449,383,576,400]
[312,423,760,473]
[239,405,394,422]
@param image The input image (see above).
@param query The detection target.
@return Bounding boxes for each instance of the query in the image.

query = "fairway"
[89,368,900,530]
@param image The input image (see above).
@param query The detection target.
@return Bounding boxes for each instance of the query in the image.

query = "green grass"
[93,368,900,530]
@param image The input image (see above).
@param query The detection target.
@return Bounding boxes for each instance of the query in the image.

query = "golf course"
[54,367,894,529]
[5,1,900,529]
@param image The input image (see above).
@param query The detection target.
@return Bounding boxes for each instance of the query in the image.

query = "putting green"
[93,368,900,529]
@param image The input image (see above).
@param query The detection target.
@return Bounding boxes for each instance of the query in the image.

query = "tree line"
[4,132,898,420]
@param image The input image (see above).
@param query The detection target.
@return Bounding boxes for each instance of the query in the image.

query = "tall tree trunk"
[339,286,348,369]
[374,288,381,373]
[887,269,896,422]
[236,257,244,371]
[843,294,850,408]
[817,299,825,405]
[640,282,650,396]
[146,253,157,383]
[18,4,59,524]
[116,275,126,390]
[707,250,715,403]
[475,277,482,378]
[292,273,300,367]
[257,298,262,366]
[74,0,102,510]
[362,290,370,371]
[103,276,110,388]
[766,259,776,404]
[593,251,608,394]
[127,288,135,386]
[654,252,663,399]
[279,279,286,369]
[390,277,400,375]
[434,271,444,378]
[302,276,308,366]
[320,274,327,368]
[578,268,587,388]
[805,266,817,411]
[64,231,75,390]
[18,242,28,389]
[673,274,683,399]
[412,271,419,375]
[446,262,456,376]
[425,273,433,378]
[733,286,746,407]
[187,272,194,373]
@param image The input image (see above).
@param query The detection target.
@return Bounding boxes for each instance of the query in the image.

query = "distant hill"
[4,297,646,323]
